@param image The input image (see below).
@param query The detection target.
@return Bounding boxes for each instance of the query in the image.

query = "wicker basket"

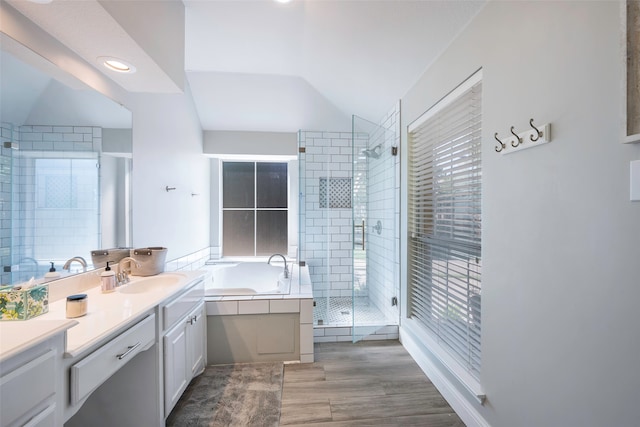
[130,247,168,276]
[91,248,131,269]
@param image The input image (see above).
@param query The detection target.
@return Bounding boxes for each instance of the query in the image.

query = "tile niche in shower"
[319,177,352,209]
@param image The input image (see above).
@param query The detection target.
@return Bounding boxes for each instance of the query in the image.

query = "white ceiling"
[4,0,486,132]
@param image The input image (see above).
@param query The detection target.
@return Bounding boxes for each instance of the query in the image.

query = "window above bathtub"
[220,161,289,256]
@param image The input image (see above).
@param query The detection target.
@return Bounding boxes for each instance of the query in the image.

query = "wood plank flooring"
[279,340,465,426]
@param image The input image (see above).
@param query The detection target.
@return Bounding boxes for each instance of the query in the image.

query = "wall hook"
[165,186,176,192]
[510,126,522,147]
[494,133,505,153]
[529,118,542,141]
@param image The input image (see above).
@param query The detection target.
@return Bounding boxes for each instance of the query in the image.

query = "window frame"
[406,69,484,400]
[220,160,289,257]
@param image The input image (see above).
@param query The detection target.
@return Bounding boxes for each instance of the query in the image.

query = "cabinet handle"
[116,342,141,360]
[187,315,198,325]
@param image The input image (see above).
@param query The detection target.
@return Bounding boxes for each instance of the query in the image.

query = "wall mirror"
[1,34,133,286]
[624,0,640,143]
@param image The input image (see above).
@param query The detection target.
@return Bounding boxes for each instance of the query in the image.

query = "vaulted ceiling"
[3,0,485,132]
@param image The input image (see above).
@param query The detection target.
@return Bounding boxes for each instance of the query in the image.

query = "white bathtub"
[203,262,290,296]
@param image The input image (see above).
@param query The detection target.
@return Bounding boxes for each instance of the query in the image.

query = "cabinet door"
[188,302,206,377]
[163,321,189,416]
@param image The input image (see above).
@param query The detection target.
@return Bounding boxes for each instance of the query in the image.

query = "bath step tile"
[238,299,270,314]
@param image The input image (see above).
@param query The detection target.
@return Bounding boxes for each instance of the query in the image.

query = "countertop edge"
[0,319,78,363]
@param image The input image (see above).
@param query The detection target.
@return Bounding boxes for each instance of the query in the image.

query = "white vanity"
[0,270,207,427]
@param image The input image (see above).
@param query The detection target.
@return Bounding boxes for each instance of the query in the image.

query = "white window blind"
[407,71,482,379]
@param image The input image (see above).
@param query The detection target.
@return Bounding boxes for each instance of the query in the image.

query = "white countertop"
[0,319,77,362]
[1,270,206,361]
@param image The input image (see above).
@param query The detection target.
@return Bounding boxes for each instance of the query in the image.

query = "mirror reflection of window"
[12,152,100,283]
[0,42,132,286]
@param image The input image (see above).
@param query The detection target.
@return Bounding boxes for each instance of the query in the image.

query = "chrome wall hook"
[494,133,505,153]
[165,186,176,192]
[529,118,543,141]
[510,126,522,147]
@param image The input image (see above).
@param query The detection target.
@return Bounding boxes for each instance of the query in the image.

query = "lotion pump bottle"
[100,261,117,293]
[44,262,60,282]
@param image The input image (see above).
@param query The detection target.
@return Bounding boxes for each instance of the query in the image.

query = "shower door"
[1,136,14,285]
[352,115,398,342]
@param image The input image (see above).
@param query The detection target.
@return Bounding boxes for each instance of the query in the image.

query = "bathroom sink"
[118,274,183,294]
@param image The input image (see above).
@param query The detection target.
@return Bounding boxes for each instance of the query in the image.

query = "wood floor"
[279,340,465,426]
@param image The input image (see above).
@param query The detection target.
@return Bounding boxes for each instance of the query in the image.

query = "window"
[407,71,482,380]
[222,161,288,256]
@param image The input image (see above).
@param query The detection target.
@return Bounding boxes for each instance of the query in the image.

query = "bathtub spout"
[267,253,289,279]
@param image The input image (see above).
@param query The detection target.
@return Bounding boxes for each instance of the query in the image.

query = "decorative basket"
[130,247,168,276]
[91,248,131,268]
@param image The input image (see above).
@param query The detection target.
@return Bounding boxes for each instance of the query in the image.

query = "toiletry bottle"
[44,262,60,282]
[101,261,117,293]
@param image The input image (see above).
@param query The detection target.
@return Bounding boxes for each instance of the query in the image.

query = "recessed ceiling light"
[274,0,292,3]
[27,0,53,3]
[97,56,136,74]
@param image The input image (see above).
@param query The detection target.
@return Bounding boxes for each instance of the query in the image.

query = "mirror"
[0,36,133,286]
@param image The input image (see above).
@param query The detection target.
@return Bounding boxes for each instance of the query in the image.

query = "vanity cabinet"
[69,313,156,405]
[0,334,64,427]
[162,279,206,417]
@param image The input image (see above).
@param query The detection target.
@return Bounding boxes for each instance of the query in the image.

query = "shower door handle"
[354,220,365,250]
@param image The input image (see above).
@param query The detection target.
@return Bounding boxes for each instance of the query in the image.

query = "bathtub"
[203,262,290,296]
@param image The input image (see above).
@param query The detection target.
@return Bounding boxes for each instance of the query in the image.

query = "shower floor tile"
[313,296,386,327]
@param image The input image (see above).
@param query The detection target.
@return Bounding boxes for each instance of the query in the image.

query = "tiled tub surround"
[204,263,314,364]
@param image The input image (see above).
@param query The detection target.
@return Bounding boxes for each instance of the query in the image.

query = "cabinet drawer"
[70,314,156,404]
[163,279,204,330]
[24,403,56,427]
[0,350,56,427]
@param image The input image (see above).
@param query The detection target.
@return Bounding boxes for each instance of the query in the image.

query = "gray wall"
[400,2,640,426]
[129,84,210,260]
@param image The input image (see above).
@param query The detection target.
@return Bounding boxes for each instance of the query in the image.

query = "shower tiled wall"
[298,131,356,299]
[299,103,400,327]
[10,126,102,282]
[365,102,401,325]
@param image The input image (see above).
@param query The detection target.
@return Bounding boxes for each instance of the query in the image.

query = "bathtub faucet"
[267,253,289,279]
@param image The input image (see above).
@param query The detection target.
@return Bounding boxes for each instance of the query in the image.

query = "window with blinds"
[407,70,482,380]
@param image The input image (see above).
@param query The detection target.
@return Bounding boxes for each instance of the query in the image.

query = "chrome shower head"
[361,144,382,159]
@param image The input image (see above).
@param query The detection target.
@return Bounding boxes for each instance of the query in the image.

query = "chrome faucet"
[117,257,140,285]
[267,253,289,279]
[63,256,87,273]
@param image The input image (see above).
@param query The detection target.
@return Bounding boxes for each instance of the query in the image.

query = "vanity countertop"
[0,319,77,362]
[1,270,206,360]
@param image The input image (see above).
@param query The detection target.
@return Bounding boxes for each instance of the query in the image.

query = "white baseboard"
[400,328,491,427]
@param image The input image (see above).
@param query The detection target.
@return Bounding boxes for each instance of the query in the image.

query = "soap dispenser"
[100,261,117,293]
[44,262,60,282]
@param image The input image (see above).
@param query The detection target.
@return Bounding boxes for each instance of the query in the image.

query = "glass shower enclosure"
[298,114,398,342]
